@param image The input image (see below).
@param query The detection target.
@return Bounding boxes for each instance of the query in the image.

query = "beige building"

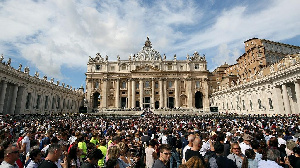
[85,37,210,113]
[0,55,84,115]
[210,38,300,115]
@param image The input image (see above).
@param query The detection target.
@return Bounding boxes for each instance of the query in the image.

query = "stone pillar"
[139,80,144,108]
[0,81,7,114]
[159,80,163,108]
[151,79,155,109]
[282,84,292,114]
[128,80,131,109]
[186,80,193,108]
[273,86,284,113]
[15,87,25,114]
[175,79,179,108]
[294,80,300,113]
[163,80,167,108]
[132,80,136,108]
[101,79,108,108]
[9,85,19,115]
[115,79,120,108]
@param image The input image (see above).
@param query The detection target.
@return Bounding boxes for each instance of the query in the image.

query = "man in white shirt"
[21,132,31,155]
[0,144,20,168]
[240,134,252,155]
[182,134,195,163]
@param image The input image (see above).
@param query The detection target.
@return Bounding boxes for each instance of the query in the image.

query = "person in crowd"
[286,140,297,157]
[25,149,42,168]
[0,144,20,168]
[179,156,205,168]
[39,131,51,150]
[184,137,204,164]
[258,148,284,168]
[66,146,81,168]
[117,142,131,167]
[239,134,253,155]
[250,140,262,163]
[227,143,245,168]
[241,149,258,168]
[97,138,107,168]
[81,148,103,168]
[77,136,87,160]
[181,134,195,164]
[145,139,157,168]
[152,144,172,168]
[206,141,237,168]
[38,144,67,168]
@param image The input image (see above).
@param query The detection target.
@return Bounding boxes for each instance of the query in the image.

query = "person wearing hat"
[240,134,252,155]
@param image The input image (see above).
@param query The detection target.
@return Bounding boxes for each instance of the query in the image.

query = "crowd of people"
[0,112,300,168]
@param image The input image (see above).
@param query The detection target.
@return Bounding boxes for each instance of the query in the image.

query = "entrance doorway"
[121,97,126,108]
[93,92,100,108]
[144,97,150,108]
[195,91,203,109]
[168,97,174,109]
[155,101,159,109]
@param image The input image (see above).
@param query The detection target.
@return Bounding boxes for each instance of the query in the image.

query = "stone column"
[115,79,120,108]
[159,79,163,108]
[101,79,108,109]
[282,84,292,114]
[163,80,167,108]
[294,80,300,113]
[273,86,284,113]
[175,79,179,108]
[0,81,7,114]
[9,85,19,115]
[151,79,155,108]
[139,80,144,108]
[186,80,193,108]
[132,80,136,108]
[128,80,131,109]
[15,87,25,114]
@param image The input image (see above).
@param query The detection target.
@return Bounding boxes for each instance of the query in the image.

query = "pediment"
[131,65,162,72]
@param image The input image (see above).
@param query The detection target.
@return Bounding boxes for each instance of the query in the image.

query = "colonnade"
[99,77,204,109]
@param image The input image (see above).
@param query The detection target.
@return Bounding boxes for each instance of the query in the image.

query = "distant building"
[85,37,210,113]
[210,38,300,115]
[0,56,84,115]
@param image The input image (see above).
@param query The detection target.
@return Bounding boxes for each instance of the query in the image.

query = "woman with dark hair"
[67,146,81,168]
[241,149,258,168]
[25,149,42,168]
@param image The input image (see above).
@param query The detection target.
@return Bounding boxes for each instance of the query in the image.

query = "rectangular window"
[111,66,115,71]
[180,65,183,70]
[145,81,150,88]
[155,82,159,89]
[95,81,99,89]
[195,64,199,69]
[196,81,200,88]
[168,65,172,70]
[168,81,173,88]
[136,83,139,89]
[136,92,139,95]
[121,81,126,89]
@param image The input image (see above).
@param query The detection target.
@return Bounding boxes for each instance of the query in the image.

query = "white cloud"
[0,0,299,87]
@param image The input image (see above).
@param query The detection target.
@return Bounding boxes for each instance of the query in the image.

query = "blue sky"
[1,0,300,90]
